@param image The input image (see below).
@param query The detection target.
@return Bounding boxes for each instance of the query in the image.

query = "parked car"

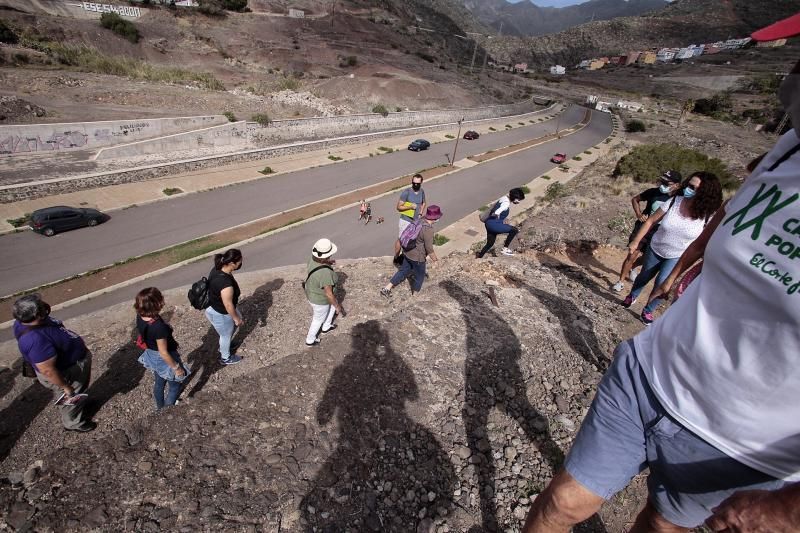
[408,139,431,151]
[30,206,106,237]
[550,152,567,164]
[463,130,479,140]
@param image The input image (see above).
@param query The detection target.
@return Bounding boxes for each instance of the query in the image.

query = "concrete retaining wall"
[0,105,559,203]
[0,0,144,19]
[249,98,549,145]
[95,122,249,160]
[0,116,227,156]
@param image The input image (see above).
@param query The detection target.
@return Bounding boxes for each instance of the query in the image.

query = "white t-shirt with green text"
[634,130,800,481]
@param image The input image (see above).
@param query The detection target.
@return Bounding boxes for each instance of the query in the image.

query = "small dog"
[376,216,384,224]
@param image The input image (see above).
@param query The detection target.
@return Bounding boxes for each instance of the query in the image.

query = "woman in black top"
[135,287,188,410]
[205,249,244,365]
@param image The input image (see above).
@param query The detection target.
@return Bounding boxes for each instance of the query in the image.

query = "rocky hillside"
[485,0,800,66]
[462,0,669,37]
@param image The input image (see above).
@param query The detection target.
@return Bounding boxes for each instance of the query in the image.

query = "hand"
[62,386,75,397]
[648,282,672,304]
[233,316,243,327]
[174,366,186,378]
[335,305,345,317]
[706,489,797,533]
[628,243,639,255]
[638,214,648,222]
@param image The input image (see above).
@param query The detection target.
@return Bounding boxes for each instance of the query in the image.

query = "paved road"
[0,109,610,340]
[0,106,585,297]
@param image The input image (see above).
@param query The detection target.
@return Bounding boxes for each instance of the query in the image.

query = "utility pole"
[469,39,478,74]
[450,117,464,166]
[555,110,562,139]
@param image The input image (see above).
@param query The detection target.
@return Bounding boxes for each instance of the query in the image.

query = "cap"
[752,12,800,41]
[661,170,682,184]
[312,238,337,259]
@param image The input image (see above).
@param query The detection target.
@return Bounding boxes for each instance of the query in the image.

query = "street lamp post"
[450,117,464,167]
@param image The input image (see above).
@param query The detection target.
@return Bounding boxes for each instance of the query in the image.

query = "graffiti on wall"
[0,131,89,154]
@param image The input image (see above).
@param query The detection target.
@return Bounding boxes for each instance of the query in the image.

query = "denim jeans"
[306,302,336,344]
[138,348,188,410]
[205,307,235,360]
[477,220,518,258]
[390,256,427,293]
[629,246,680,313]
[154,372,183,410]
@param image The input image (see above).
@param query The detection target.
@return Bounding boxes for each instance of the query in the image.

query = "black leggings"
[477,226,518,257]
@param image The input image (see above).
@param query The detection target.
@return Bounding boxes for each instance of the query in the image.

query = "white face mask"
[779,73,800,138]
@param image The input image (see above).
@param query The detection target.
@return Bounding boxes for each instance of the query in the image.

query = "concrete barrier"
[94,121,249,160]
[0,115,227,156]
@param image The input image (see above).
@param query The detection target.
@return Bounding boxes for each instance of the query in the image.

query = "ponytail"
[214,248,242,270]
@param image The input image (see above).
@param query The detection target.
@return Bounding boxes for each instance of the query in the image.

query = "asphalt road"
[0,109,611,340]
[0,106,585,297]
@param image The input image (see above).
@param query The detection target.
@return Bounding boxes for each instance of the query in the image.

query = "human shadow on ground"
[506,274,609,373]
[442,281,607,533]
[0,361,51,463]
[564,240,618,278]
[185,278,283,397]
[301,320,456,532]
[83,324,146,420]
[536,253,619,307]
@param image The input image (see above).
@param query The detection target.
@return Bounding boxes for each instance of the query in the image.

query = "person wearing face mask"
[476,187,526,258]
[523,15,800,533]
[612,170,682,292]
[205,248,245,365]
[394,174,427,264]
[381,205,442,297]
[622,172,722,324]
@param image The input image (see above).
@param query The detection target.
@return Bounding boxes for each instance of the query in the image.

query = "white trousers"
[306,302,336,344]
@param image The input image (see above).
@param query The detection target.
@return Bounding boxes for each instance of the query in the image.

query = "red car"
[550,152,567,164]
[463,130,479,140]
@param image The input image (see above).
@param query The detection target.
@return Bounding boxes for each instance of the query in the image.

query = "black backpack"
[187,276,210,310]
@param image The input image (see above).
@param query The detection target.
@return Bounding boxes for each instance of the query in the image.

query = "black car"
[408,139,430,151]
[30,206,106,237]
[463,130,479,140]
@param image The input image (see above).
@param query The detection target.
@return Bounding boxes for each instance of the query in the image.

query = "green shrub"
[251,113,271,126]
[259,166,274,175]
[584,150,592,154]
[544,182,568,202]
[339,55,357,67]
[0,19,18,44]
[100,12,140,43]
[433,234,449,246]
[445,134,454,139]
[614,143,735,190]
[541,174,551,180]
[395,106,402,112]
[162,187,183,196]
[328,155,343,161]
[693,93,732,117]
[223,111,237,122]
[626,119,646,132]
[572,156,582,161]
[415,51,435,63]
[520,185,531,194]
[277,76,299,91]
[7,214,30,228]
[505,124,512,129]
[372,104,389,117]
[478,205,489,212]
[378,146,393,153]
[488,127,496,131]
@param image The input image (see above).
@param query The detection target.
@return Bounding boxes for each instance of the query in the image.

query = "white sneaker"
[612,281,625,292]
[501,247,515,256]
[629,268,639,282]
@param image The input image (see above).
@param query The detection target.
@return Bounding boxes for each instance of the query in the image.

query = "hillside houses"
[574,36,756,72]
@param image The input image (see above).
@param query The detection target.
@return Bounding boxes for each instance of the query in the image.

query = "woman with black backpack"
[205,249,244,365]
[135,287,188,411]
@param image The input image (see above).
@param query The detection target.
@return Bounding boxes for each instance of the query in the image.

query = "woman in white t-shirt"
[622,172,722,324]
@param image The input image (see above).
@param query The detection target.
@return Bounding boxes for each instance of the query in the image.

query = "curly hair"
[134,287,164,318]
[685,171,723,220]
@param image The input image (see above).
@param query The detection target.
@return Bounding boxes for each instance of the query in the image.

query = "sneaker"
[501,247,515,256]
[321,324,337,333]
[621,295,637,308]
[380,288,392,299]
[305,338,321,347]
[641,309,654,325]
[612,281,625,292]
[629,268,640,282]
[220,354,242,365]
[66,421,97,433]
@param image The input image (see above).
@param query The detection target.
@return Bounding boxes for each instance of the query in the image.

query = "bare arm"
[221,286,243,326]
[648,208,725,303]
[35,356,72,395]
[705,483,800,533]
[323,285,343,315]
[156,338,185,377]
[631,194,645,221]
[628,209,665,253]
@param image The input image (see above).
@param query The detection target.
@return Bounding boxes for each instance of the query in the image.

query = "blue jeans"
[629,246,679,313]
[390,256,426,293]
[154,372,182,410]
[138,349,188,410]
[205,307,235,360]
[477,219,518,257]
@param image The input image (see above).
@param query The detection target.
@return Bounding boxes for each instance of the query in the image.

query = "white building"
[656,48,677,62]
[577,59,591,69]
[288,8,305,18]
[675,47,695,60]
[550,65,565,75]
[617,100,643,112]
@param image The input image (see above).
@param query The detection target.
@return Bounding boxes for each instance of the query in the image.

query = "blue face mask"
[683,187,696,199]
[659,184,671,194]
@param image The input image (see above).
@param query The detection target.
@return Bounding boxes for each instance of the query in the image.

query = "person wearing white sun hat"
[524,11,800,533]
[304,238,344,347]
